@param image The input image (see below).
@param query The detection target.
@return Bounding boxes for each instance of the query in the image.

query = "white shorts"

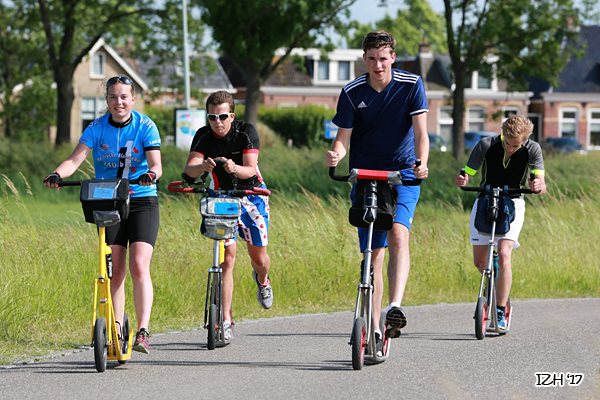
[469,197,525,249]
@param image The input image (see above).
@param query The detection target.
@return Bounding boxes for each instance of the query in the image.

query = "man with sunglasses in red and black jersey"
[182,91,273,342]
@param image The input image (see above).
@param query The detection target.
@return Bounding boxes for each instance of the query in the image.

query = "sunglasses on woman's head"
[207,113,233,121]
[107,76,134,85]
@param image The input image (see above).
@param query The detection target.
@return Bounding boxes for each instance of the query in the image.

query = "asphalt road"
[2,298,599,399]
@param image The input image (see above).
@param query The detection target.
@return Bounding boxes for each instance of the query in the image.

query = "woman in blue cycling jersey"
[44,76,162,354]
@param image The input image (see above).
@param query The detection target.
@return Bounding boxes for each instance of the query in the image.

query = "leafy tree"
[31,0,159,146]
[346,0,448,55]
[0,1,55,140]
[443,0,581,158]
[199,0,358,127]
[127,0,211,106]
[580,0,600,24]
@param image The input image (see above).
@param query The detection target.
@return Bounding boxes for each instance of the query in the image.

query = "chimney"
[418,37,431,56]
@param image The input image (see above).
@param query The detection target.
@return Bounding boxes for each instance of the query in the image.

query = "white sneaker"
[253,270,273,309]
[223,320,232,341]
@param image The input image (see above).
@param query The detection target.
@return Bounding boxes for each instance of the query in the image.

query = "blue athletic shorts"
[351,184,420,252]
[224,184,270,247]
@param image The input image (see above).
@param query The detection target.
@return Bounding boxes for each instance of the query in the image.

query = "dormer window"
[318,61,329,80]
[464,71,496,90]
[338,61,350,80]
[477,74,491,89]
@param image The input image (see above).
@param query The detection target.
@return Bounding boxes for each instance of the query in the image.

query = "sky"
[325,0,445,48]
[348,0,444,24]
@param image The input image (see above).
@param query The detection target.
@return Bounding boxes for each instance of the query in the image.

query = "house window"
[91,53,105,78]
[318,61,329,80]
[438,106,453,142]
[502,107,520,122]
[82,96,107,131]
[467,106,486,131]
[560,108,578,138]
[463,74,472,89]
[477,74,492,89]
[590,109,600,147]
[338,61,350,81]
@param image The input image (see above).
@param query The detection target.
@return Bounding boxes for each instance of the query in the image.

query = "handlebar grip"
[57,181,82,187]
[530,171,535,180]
[129,179,159,184]
[329,166,351,182]
[415,159,421,167]
[168,181,197,192]
[460,168,466,177]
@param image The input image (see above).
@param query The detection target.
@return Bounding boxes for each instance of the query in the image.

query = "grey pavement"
[1,298,599,399]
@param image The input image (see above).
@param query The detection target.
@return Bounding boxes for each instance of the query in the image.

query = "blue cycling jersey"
[79,110,161,197]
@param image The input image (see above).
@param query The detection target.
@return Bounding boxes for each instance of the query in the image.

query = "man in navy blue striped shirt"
[326,30,429,352]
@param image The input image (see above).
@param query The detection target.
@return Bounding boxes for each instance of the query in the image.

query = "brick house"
[528,25,600,150]
[219,45,531,144]
[60,37,149,143]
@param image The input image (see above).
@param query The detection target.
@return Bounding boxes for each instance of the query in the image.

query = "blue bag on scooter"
[474,194,515,235]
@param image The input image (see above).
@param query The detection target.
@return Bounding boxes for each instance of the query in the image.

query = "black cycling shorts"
[105,196,160,248]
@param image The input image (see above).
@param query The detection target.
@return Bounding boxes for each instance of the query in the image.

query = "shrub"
[258,104,336,148]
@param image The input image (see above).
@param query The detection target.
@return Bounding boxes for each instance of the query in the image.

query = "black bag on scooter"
[349,181,398,231]
[474,194,515,235]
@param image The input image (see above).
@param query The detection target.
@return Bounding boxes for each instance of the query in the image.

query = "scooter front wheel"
[93,318,107,372]
[475,297,487,340]
[352,317,366,370]
[207,304,218,350]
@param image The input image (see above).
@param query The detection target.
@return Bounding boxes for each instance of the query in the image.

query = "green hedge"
[257,105,335,148]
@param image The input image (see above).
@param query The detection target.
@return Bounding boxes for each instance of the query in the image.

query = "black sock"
[498,306,506,313]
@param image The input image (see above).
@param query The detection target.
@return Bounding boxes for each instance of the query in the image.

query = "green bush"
[145,105,176,139]
[258,104,336,148]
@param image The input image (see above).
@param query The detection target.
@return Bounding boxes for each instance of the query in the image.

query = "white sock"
[374,329,382,336]
[388,302,400,312]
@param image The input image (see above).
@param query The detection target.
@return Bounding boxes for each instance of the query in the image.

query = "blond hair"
[502,115,533,139]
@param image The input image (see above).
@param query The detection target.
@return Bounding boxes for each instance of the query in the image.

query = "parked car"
[464,131,497,152]
[541,137,588,155]
[428,133,448,152]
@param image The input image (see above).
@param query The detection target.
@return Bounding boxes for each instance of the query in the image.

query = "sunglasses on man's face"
[364,35,392,43]
[207,113,233,121]
[107,76,134,85]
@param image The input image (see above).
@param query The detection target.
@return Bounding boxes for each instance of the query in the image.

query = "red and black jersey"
[190,120,263,190]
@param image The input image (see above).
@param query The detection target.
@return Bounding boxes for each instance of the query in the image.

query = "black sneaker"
[375,332,383,357]
[385,306,407,339]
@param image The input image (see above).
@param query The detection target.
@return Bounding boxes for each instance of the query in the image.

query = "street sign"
[175,108,206,149]
[325,120,338,140]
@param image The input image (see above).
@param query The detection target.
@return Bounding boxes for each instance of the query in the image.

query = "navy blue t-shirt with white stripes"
[332,69,428,175]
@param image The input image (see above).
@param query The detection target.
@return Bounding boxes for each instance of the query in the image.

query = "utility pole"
[182,0,191,109]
